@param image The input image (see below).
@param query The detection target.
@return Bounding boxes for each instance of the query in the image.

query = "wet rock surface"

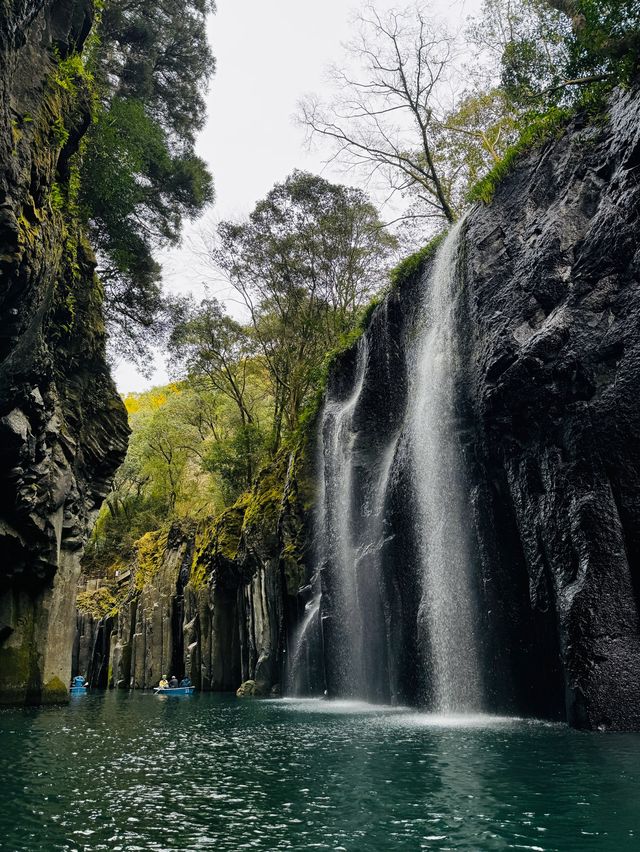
[0,1,128,704]
[462,87,640,729]
[311,87,640,729]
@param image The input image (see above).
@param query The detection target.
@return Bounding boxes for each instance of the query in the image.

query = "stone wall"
[0,1,128,704]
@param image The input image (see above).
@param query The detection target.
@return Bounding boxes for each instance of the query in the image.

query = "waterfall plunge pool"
[1,692,639,850]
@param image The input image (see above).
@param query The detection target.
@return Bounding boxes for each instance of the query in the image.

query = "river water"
[1,693,639,851]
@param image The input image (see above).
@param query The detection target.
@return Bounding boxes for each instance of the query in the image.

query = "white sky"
[114,0,482,394]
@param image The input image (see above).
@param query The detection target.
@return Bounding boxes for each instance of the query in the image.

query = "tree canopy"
[75,0,216,362]
[206,170,397,448]
[300,0,640,233]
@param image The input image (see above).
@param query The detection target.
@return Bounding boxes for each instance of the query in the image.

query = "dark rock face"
[462,88,640,729]
[0,1,128,704]
[308,87,640,730]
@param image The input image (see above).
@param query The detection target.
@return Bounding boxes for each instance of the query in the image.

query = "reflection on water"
[0,692,639,851]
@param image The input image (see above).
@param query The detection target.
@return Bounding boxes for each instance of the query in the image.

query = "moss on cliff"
[190,499,248,589]
[467,107,573,205]
[0,1,129,707]
[0,605,38,704]
[134,530,169,590]
[76,584,125,619]
[187,434,312,596]
[389,233,447,289]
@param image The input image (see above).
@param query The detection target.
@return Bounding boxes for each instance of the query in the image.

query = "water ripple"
[0,694,639,851]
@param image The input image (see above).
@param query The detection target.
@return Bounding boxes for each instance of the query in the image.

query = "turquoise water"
[0,693,639,851]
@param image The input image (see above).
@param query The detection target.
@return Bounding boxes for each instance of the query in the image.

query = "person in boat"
[158,676,169,690]
[169,675,179,688]
[180,676,192,688]
[72,675,87,688]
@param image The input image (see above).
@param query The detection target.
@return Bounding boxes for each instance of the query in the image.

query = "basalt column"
[0,1,128,705]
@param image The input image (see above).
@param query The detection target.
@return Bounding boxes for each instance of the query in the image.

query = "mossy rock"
[134,529,169,590]
[242,454,289,544]
[41,676,68,704]
[76,585,121,618]
[389,233,446,289]
[236,679,269,698]
[190,498,249,589]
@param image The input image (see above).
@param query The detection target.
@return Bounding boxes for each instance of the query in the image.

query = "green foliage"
[76,585,123,618]
[212,170,396,447]
[89,171,395,579]
[204,424,267,504]
[190,498,248,589]
[93,0,216,148]
[296,291,389,435]
[62,0,216,362]
[474,0,640,109]
[134,530,169,590]
[460,0,640,204]
[560,0,640,84]
[52,52,92,93]
[467,106,573,204]
[50,183,64,212]
[84,373,272,576]
[389,234,447,289]
[78,97,213,361]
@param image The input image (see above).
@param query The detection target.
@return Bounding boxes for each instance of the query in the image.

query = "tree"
[299,5,459,225]
[471,0,640,107]
[75,0,216,361]
[93,0,216,148]
[544,0,640,83]
[205,171,397,450]
[168,297,265,485]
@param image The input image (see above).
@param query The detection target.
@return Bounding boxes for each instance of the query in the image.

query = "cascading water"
[318,337,369,696]
[286,596,321,696]
[405,220,484,713]
[287,330,402,701]
[290,221,484,711]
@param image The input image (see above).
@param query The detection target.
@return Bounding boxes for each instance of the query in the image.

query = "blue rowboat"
[70,685,87,695]
[153,686,195,696]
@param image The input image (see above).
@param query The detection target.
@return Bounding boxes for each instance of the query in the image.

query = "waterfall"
[288,333,401,701]
[405,220,484,713]
[290,221,484,711]
[286,597,321,696]
[319,338,369,696]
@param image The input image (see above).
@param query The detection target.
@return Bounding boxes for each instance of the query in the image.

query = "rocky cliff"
[76,445,311,694]
[0,1,128,704]
[462,87,640,729]
[305,85,640,730]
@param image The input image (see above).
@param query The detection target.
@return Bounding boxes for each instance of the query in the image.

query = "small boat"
[70,685,88,695]
[153,686,195,696]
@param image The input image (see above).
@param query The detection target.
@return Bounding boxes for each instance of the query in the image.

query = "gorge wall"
[296,85,640,730]
[75,447,312,696]
[0,1,128,704]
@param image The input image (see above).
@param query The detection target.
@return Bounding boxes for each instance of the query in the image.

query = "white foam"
[274,698,407,715]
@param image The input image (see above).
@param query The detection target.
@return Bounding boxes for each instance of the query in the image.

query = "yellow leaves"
[123,384,184,417]
[123,394,140,415]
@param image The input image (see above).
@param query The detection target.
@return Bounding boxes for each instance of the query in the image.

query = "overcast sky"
[114,0,481,394]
